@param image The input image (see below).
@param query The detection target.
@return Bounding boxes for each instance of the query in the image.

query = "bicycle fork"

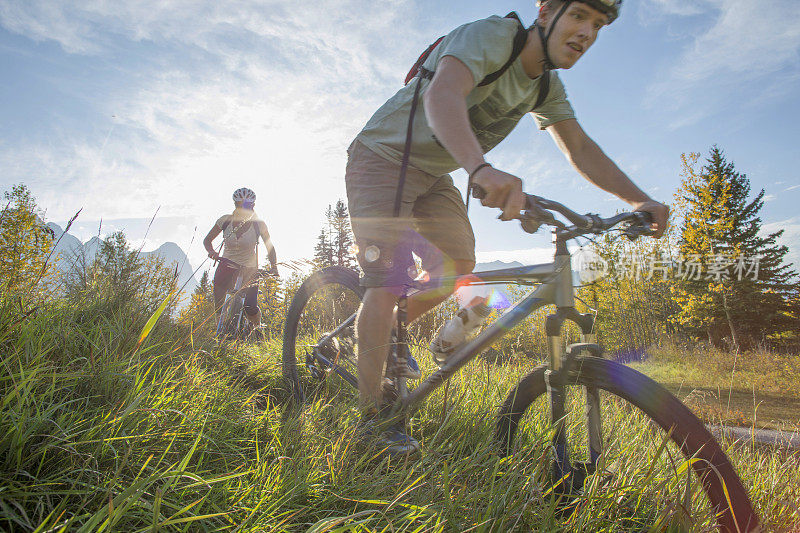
[545,308,601,493]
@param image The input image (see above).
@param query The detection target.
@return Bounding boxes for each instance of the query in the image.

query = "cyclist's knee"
[362,287,402,314]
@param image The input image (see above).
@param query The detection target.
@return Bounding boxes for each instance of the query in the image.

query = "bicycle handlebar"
[471,185,654,241]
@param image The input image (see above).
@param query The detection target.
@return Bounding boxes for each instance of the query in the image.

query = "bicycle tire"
[496,356,759,532]
[282,266,363,404]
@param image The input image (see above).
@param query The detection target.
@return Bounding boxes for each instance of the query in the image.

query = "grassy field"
[631,344,800,432]
[2,298,800,531]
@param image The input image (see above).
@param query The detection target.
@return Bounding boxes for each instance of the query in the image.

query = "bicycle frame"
[216,270,247,337]
[391,237,603,479]
[291,200,759,530]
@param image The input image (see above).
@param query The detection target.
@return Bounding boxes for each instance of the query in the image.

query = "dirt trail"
[709,425,800,450]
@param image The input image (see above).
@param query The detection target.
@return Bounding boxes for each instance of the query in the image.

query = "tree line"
[2,145,798,355]
[578,147,798,355]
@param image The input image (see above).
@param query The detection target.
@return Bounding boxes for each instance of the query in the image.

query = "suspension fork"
[579,316,603,468]
[545,310,571,487]
[545,307,599,490]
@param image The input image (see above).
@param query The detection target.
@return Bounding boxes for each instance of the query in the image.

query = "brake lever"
[621,212,655,241]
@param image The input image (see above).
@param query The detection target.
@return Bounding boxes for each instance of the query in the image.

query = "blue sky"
[1,0,799,276]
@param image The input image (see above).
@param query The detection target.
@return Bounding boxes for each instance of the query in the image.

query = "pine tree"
[197,270,211,297]
[673,147,797,350]
[66,230,178,314]
[313,227,334,268]
[313,200,356,269]
[331,199,356,269]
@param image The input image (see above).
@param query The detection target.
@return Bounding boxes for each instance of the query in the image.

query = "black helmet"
[538,0,621,23]
[535,0,621,70]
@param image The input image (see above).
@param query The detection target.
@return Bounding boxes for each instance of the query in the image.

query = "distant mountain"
[145,241,198,296]
[475,260,524,272]
[48,223,198,299]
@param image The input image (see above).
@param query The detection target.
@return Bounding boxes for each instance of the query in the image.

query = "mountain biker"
[203,187,279,331]
[345,0,669,455]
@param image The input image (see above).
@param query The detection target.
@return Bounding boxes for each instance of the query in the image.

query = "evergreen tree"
[66,230,177,314]
[180,269,215,330]
[673,147,797,350]
[313,200,356,269]
[331,199,356,269]
[313,227,334,268]
[197,270,211,297]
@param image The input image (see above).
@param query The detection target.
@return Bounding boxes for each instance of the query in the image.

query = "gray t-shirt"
[355,16,576,177]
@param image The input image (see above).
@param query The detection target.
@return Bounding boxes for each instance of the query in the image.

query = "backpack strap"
[405,36,445,85]
[393,75,425,217]
[532,70,551,111]
[477,14,529,86]
[234,221,253,239]
[394,14,549,218]
[414,13,528,87]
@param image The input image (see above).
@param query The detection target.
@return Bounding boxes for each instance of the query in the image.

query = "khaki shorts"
[345,141,475,287]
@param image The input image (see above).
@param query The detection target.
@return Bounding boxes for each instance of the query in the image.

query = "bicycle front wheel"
[496,356,759,532]
[282,266,363,404]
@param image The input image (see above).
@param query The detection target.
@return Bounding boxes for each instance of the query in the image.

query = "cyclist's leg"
[240,268,261,325]
[405,258,475,321]
[356,287,397,410]
[406,173,477,322]
[212,261,236,319]
[346,141,428,403]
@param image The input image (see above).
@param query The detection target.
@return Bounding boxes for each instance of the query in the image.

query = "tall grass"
[1,289,799,531]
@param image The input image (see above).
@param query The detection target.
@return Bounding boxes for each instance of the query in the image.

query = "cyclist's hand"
[208,251,221,261]
[472,167,525,221]
[631,200,669,238]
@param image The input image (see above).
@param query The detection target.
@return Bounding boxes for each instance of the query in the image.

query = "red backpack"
[404,12,547,92]
[393,13,551,216]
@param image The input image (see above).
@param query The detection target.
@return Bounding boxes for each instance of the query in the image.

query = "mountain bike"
[216,257,275,341]
[282,192,759,532]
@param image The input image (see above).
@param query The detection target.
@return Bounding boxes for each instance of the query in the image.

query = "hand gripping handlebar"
[470,185,654,240]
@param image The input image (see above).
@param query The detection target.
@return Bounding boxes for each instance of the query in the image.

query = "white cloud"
[641,1,707,17]
[0,0,428,264]
[763,194,776,202]
[642,0,800,128]
[786,184,800,191]
[762,217,800,270]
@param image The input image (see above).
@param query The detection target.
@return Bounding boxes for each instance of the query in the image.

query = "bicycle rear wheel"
[496,356,759,532]
[282,266,363,404]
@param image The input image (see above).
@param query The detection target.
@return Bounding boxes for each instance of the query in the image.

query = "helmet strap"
[535,0,573,71]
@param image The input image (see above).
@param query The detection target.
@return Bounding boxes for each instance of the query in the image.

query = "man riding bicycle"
[203,187,279,332]
[346,0,669,455]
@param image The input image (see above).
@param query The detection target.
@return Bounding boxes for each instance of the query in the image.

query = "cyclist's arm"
[546,119,669,237]
[423,56,525,221]
[258,221,278,271]
[203,225,222,258]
